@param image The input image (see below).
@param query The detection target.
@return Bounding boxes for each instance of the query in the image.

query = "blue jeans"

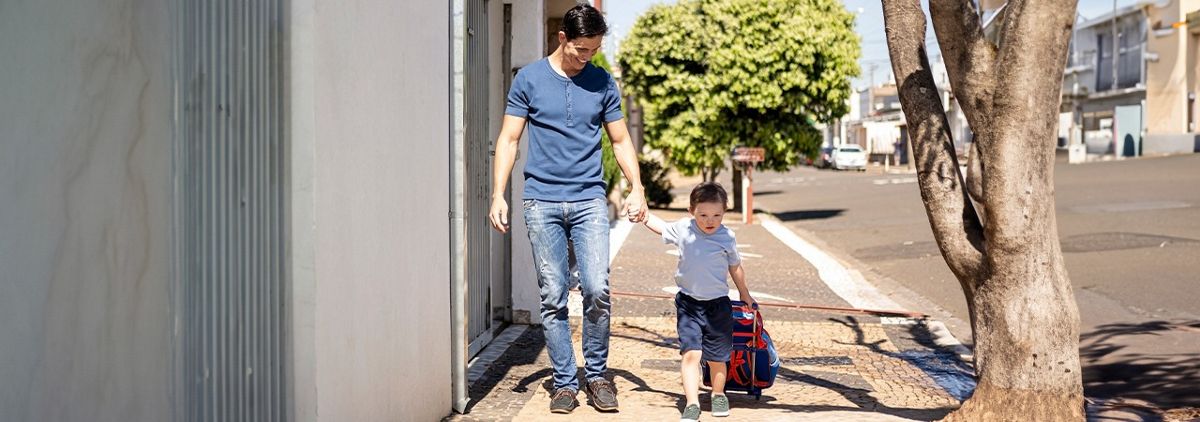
[523,198,611,391]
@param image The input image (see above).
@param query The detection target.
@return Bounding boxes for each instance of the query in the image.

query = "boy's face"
[689,202,725,234]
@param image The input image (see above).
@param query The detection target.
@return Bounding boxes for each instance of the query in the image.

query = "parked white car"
[831,144,867,171]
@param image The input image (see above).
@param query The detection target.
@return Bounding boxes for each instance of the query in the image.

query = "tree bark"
[881,0,1084,420]
[881,0,985,299]
[928,0,998,135]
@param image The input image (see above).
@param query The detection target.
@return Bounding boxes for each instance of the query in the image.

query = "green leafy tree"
[620,0,859,180]
[591,52,623,196]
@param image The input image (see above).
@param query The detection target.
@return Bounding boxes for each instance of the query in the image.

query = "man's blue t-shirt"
[505,58,625,202]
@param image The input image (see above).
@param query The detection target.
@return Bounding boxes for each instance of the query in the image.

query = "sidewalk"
[447,210,972,421]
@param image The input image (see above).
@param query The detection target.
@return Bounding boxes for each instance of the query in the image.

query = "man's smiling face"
[559,34,601,73]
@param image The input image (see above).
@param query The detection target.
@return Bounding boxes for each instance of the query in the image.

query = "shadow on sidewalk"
[774,209,845,222]
[732,368,954,420]
[832,316,976,402]
[525,368,691,409]
[610,321,680,349]
[1080,320,1200,417]
[462,328,547,413]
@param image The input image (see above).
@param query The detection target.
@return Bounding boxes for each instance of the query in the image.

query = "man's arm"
[489,115,527,233]
[642,212,668,236]
[729,264,756,306]
[603,118,647,223]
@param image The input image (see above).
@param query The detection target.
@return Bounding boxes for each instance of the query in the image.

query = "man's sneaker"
[680,403,702,422]
[549,388,578,414]
[710,393,730,417]
[586,378,619,411]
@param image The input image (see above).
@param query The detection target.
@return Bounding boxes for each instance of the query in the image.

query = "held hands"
[489,197,509,233]
[622,189,648,223]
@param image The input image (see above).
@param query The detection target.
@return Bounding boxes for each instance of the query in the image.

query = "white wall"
[290,0,452,420]
[489,0,508,325]
[506,0,547,324]
[511,0,547,69]
[0,1,174,421]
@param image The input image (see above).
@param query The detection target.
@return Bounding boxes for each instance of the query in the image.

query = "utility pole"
[1112,0,1119,91]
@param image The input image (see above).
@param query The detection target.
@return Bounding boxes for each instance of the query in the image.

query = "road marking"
[759,213,973,359]
[759,215,903,311]
[660,286,794,303]
[874,177,918,185]
[609,218,635,265]
[569,218,638,316]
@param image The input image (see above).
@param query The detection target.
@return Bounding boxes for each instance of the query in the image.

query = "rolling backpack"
[703,301,781,399]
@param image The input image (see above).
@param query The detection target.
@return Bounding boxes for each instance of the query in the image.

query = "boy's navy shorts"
[675,293,733,362]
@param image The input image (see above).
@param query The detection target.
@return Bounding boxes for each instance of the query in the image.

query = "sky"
[605,0,1141,90]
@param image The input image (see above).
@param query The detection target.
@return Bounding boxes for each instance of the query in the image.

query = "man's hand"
[623,189,648,223]
[489,197,509,233]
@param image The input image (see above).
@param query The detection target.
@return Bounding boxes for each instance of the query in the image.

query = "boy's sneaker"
[711,394,730,417]
[586,378,619,411]
[549,388,578,414]
[680,403,702,422]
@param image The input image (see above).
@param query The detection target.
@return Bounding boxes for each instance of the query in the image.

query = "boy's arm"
[729,264,756,306]
[642,211,668,236]
[605,119,646,222]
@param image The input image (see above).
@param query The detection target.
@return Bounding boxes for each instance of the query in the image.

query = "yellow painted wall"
[1146,0,1200,134]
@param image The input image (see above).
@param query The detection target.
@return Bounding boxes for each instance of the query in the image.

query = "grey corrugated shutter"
[175,0,288,420]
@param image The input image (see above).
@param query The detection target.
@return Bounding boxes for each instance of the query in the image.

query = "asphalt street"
[683,153,1199,411]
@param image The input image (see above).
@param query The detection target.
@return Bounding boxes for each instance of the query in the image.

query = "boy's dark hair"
[689,182,728,209]
[560,4,608,40]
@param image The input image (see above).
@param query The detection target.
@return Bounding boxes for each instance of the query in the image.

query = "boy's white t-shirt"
[662,218,742,301]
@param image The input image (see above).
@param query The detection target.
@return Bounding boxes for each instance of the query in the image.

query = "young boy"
[641,182,756,421]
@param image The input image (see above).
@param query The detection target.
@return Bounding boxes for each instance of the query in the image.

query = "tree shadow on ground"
[668,315,964,419]
[734,365,955,420]
[610,321,680,349]
[830,316,976,402]
[609,368,686,408]
[774,209,845,221]
[1080,320,1200,415]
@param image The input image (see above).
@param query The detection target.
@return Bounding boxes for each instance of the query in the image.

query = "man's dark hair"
[560,4,608,40]
[689,182,728,210]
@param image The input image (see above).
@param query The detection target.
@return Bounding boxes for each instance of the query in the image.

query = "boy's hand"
[739,291,757,308]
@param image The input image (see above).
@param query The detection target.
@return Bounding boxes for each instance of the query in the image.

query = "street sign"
[732,147,765,164]
[730,147,766,224]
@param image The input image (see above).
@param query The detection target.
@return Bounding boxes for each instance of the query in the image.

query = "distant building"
[831,57,970,166]
[1030,0,1200,157]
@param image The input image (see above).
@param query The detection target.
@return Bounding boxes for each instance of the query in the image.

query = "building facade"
[1061,0,1200,156]
[1,0,587,420]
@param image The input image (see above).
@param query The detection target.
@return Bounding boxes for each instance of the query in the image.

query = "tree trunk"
[881,0,1084,419]
[730,166,742,211]
[954,219,1082,420]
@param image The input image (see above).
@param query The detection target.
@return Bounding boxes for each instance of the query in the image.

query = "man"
[488,4,647,415]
